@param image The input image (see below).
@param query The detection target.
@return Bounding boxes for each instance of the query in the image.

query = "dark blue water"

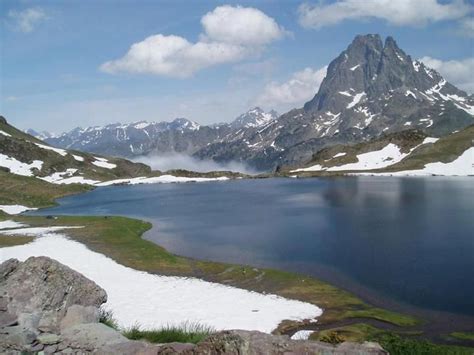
[32,177,474,316]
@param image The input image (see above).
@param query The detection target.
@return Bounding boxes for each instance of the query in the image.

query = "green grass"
[0,170,91,208]
[99,307,119,330]
[123,322,214,344]
[372,333,473,355]
[312,324,472,354]
[450,332,474,341]
[0,234,34,247]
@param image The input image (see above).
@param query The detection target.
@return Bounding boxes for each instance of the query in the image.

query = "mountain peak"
[230,107,278,129]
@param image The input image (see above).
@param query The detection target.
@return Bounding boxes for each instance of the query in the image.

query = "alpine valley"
[34,34,474,173]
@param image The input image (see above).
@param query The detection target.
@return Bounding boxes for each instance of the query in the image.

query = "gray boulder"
[187,330,388,355]
[0,257,107,333]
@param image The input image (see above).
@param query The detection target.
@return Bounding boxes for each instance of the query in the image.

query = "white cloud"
[298,0,472,29]
[101,5,286,78]
[420,56,474,93]
[8,7,48,33]
[256,66,327,108]
[201,5,287,45]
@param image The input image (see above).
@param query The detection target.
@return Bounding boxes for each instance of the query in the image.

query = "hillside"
[0,116,151,185]
[287,125,474,176]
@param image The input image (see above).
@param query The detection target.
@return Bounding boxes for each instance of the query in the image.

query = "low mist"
[133,153,259,175]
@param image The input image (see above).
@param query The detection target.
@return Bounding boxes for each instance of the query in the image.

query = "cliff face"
[0,257,387,354]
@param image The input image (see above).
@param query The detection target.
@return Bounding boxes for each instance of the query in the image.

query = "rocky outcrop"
[188,330,387,354]
[0,257,386,354]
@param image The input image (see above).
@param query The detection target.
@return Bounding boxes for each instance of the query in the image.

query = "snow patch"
[34,143,68,157]
[0,205,37,215]
[92,160,117,169]
[347,92,365,109]
[333,152,346,158]
[0,220,27,230]
[72,155,84,162]
[0,232,322,332]
[291,330,314,340]
[0,154,43,177]
[0,130,12,137]
[96,175,229,187]
[349,64,360,71]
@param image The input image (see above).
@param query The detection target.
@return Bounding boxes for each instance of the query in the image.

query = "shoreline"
[1,178,473,349]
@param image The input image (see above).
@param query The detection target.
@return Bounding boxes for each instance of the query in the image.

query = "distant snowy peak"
[25,129,57,141]
[230,107,279,129]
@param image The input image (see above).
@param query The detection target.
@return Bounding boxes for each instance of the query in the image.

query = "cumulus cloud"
[101,5,287,78]
[420,56,474,93]
[8,7,48,33]
[256,66,327,108]
[298,0,472,29]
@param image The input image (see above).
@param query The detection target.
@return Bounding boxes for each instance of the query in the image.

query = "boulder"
[188,330,388,355]
[0,257,107,333]
[60,305,100,331]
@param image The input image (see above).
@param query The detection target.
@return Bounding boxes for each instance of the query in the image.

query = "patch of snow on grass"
[0,154,43,176]
[405,90,417,99]
[350,64,360,71]
[0,233,322,332]
[422,137,439,144]
[291,330,314,340]
[0,130,12,137]
[333,152,346,158]
[0,205,37,215]
[34,143,68,156]
[96,175,229,187]
[92,160,117,169]
[72,155,84,162]
[404,122,412,126]
[338,91,352,97]
[356,147,474,176]
[0,221,27,230]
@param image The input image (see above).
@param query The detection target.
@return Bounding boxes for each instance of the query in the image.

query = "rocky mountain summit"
[39,108,278,159]
[0,257,386,354]
[32,35,473,171]
[195,34,473,170]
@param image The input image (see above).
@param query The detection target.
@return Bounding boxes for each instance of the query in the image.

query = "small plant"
[319,331,345,344]
[123,321,214,344]
[99,307,119,330]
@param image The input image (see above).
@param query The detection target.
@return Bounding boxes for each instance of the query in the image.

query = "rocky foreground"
[0,257,386,354]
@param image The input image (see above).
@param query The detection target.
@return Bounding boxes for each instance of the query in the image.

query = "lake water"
[33,177,474,317]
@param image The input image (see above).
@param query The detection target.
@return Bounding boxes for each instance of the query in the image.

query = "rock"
[60,305,99,331]
[17,313,41,333]
[189,330,388,354]
[37,333,61,345]
[0,312,18,328]
[0,256,107,333]
[60,323,128,351]
[0,325,37,348]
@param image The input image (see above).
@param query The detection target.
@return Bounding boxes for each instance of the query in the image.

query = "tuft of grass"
[450,332,474,341]
[371,333,473,355]
[99,307,119,330]
[123,322,214,344]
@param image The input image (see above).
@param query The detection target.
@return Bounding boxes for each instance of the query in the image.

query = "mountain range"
[33,34,474,171]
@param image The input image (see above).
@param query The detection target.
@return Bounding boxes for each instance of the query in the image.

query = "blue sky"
[1,0,473,132]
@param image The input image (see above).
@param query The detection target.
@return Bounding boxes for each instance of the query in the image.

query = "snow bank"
[0,220,27,230]
[0,154,43,176]
[292,138,444,173]
[291,330,314,340]
[0,130,12,137]
[72,155,84,162]
[92,160,117,169]
[356,147,474,176]
[0,205,37,215]
[0,231,322,332]
[39,169,100,185]
[96,175,229,187]
[34,143,68,156]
